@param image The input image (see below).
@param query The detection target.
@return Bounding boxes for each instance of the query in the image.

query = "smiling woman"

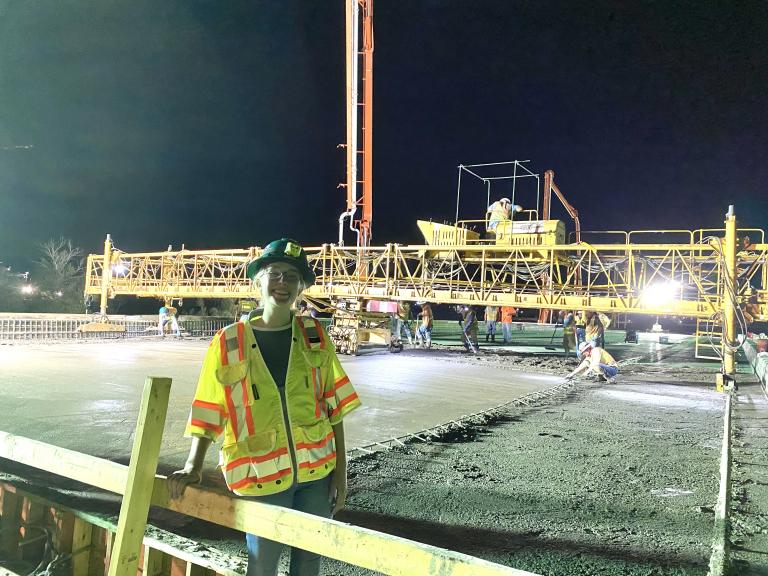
[168,237,361,576]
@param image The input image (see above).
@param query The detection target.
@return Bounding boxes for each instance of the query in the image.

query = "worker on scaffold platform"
[486,197,523,236]
[169,238,361,576]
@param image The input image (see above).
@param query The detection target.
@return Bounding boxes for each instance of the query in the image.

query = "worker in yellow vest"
[566,341,619,383]
[560,310,576,355]
[169,238,361,576]
[486,197,523,235]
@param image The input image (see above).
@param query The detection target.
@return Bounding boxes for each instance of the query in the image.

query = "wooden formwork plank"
[52,508,75,555]
[0,484,21,558]
[18,496,45,563]
[72,516,93,576]
[108,377,171,576]
[0,430,535,576]
[185,563,215,576]
[142,545,168,576]
[169,557,186,576]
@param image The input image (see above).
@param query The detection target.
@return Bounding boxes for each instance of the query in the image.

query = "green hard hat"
[246,238,315,285]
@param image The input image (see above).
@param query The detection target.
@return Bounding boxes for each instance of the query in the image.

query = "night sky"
[1,1,767,267]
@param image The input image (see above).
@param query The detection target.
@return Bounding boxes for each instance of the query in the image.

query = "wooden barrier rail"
[0,377,540,576]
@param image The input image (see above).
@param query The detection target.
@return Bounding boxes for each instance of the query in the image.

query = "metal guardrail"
[0,315,230,340]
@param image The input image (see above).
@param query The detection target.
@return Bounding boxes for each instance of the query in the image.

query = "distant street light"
[21,284,35,295]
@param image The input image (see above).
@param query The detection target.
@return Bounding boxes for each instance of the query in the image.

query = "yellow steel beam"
[83,231,768,320]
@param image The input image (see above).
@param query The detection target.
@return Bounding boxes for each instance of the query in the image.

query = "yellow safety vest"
[185,316,361,496]
[487,202,509,230]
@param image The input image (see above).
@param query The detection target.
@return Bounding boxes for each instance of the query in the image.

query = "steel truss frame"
[85,237,768,321]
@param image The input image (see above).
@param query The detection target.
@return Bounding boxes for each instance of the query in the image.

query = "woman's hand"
[167,467,202,500]
[328,464,348,517]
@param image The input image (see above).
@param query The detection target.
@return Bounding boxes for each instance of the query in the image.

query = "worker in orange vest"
[500,306,517,343]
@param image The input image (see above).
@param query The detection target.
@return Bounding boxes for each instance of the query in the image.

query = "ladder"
[695,317,722,360]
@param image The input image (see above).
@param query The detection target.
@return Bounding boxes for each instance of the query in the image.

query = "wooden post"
[71,517,93,576]
[107,376,171,576]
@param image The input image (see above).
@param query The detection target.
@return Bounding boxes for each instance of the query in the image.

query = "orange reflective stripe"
[224,456,251,471]
[296,317,310,346]
[241,382,255,436]
[312,318,326,349]
[219,331,229,365]
[330,392,359,416]
[237,322,245,361]
[312,367,321,418]
[224,385,240,442]
[296,431,334,451]
[189,419,223,434]
[333,375,350,391]
[229,468,292,490]
[224,448,289,471]
[192,399,224,414]
[299,451,336,469]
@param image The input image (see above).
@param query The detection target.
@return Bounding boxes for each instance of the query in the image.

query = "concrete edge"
[743,339,768,392]
[708,393,732,576]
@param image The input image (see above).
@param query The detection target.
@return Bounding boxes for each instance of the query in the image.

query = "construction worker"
[574,310,587,357]
[484,305,499,342]
[565,341,619,383]
[585,312,605,349]
[500,305,517,343]
[561,310,576,355]
[417,302,434,348]
[158,304,181,337]
[392,301,413,346]
[486,197,523,234]
[460,305,480,353]
[168,238,361,576]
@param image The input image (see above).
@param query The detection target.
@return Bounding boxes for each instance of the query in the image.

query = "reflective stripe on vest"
[224,449,293,491]
[219,323,255,442]
[190,399,226,435]
[297,318,327,419]
[324,374,359,419]
[296,431,336,471]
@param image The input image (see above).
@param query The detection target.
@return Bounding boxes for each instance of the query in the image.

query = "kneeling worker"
[565,341,619,383]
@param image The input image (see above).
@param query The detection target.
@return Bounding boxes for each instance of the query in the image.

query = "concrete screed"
[0,336,766,575]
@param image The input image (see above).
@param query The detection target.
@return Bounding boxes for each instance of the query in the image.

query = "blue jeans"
[245,475,332,576]
[599,364,619,378]
[575,328,586,358]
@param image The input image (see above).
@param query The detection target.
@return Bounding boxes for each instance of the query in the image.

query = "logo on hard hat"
[284,242,302,258]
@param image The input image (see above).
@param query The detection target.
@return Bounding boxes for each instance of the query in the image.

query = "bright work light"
[641,281,680,307]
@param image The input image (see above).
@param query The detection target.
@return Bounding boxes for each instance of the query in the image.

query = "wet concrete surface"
[0,338,560,475]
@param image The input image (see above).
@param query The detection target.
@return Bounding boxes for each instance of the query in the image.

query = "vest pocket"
[216,360,248,385]
[294,421,335,475]
[297,420,331,443]
[221,429,284,488]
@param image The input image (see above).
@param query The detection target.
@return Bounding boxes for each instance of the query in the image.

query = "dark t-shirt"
[252,325,292,388]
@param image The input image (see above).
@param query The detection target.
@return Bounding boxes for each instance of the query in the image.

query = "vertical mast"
[340,0,374,247]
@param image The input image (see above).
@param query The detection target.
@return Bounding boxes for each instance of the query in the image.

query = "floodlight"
[641,281,680,307]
